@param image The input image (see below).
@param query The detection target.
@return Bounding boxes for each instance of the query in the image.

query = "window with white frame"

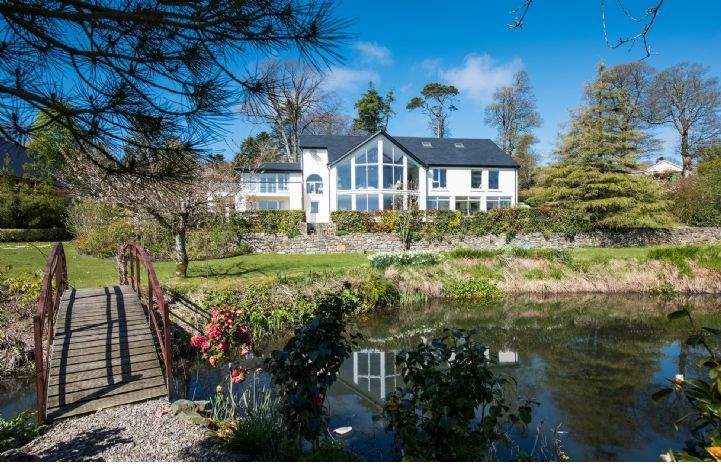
[488,170,499,190]
[455,196,482,215]
[426,196,450,210]
[256,199,283,210]
[259,173,288,193]
[355,193,379,212]
[431,168,447,189]
[383,149,403,189]
[310,201,319,214]
[354,147,378,189]
[471,170,483,189]
[486,196,512,210]
[337,158,352,190]
[306,174,323,194]
[382,193,404,210]
[337,194,352,211]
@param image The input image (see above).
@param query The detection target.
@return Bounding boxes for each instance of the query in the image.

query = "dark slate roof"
[299,132,517,168]
[238,161,302,172]
[0,140,33,178]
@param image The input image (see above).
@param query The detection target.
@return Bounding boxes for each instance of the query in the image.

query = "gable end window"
[488,170,499,190]
[354,147,378,189]
[471,170,483,189]
[431,169,447,189]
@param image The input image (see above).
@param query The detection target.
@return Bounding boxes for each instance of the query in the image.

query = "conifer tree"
[352,83,395,134]
[525,66,673,229]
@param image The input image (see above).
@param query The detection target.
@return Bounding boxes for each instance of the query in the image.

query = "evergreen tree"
[406,83,459,138]
[525,66,673,229]
[232,132,280,168]
[513,133,539,191]
[352,83,395,134]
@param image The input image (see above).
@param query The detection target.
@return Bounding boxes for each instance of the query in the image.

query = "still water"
[3,294,720,461]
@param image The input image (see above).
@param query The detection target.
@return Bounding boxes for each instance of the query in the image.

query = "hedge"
[232,210,305,238]
[0,178,66,229]
[330,207,592,240]
[0,227,70,242]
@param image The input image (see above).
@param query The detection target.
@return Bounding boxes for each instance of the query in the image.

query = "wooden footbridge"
[34,242,173,423]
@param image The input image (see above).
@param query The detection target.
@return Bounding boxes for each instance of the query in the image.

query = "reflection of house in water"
[352,349,401,401]
[335,347,519,405]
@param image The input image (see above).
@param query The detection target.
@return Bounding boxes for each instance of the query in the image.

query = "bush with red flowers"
[190,308,253,378]
[265,293,360,449]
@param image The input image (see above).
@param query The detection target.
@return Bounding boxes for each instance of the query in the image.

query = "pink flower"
[190,335,210,351]
[238,344,251,357]
[209,356,219,367]
[204,324,221,340]
[218,341,227,352]
[230,367,247,384]
[210,308,220,319]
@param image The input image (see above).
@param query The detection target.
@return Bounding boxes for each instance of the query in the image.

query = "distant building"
[642,157,683,177]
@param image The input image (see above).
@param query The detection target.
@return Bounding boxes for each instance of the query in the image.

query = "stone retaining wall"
[240,227,721,255]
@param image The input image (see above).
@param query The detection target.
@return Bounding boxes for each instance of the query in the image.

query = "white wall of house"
[301,148,330,223]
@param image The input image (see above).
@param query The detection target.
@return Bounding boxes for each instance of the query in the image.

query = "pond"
[3,293,721,461]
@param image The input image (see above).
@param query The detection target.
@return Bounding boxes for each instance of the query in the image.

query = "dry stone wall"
[241,227,721,255]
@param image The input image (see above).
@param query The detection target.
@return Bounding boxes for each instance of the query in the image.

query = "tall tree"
[646,63,721,176]
[484,70,541,156]
[513,134,539,191]
[352,83,395,134]
[247,61,335,161]
[406,83,459,138]
[525,67,673,228]
[232,132,280,168]
[0,0,348,179]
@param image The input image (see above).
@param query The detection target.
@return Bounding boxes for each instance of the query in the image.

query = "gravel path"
[18,399,243,462]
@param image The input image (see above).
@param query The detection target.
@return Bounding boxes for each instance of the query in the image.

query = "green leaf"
[652,388,674,402]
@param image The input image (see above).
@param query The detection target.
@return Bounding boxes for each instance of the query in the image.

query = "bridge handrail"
[117,242,173,397]
[34,242,69,424]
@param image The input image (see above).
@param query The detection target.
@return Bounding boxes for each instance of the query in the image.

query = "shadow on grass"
[185,261,264,279]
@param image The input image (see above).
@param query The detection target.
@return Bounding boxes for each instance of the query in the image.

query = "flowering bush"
[190,308,253,383]
[265,293,360,448]
[368,251,440,269]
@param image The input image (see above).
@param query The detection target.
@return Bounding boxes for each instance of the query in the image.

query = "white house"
[642,157,683,176]
[234,130,518,223]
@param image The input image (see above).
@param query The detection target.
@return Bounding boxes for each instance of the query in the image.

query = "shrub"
[0,270,42,308]
[233,210,305,238]
[330,211,374,235]
[0,177,65,229]
[443,278,502,302]
[383,329,535,461]
[189,308,253,368]
[187,224,247,259]
[0,411,43,452]
[423,210,463,240]
[369,251,439,269]
[353,274,401,313]
[509,247,569,263]
[0,228,69,242]
[265,294,360,448]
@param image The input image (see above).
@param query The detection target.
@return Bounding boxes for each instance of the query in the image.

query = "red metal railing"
[118,242,173,398]
[34,242,69,424]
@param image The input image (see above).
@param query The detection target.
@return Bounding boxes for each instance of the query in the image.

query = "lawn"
[0,242,369,289]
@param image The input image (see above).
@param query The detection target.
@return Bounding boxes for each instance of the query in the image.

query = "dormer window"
[421,141,432,148]
[454,142,465,148]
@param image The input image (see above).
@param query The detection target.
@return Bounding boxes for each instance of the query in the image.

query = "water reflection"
[3,294,720,461]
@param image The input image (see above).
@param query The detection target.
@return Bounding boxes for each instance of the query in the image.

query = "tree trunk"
[174,230,189,277]
[680,128,692,177]
[174,210,189,277]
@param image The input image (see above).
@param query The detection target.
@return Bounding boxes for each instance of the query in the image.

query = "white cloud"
[439,53,523,103]
[321,66,380,93]
[353,41,393,65]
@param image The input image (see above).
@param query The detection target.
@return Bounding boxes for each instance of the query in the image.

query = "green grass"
[0,242,368,289]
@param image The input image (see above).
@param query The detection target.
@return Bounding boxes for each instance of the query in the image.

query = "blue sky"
[216,0,721,164]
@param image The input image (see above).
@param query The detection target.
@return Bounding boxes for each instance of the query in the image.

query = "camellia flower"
[209,356,219,367]
[218,341,227,352]
[210,308,220,319]
[205,323,221,340]
[230,367,247,384]
[238,344,252,357]
[190,335,210,351]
